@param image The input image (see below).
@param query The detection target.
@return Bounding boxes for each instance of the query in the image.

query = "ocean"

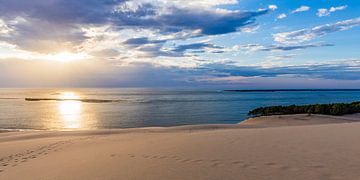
[1,88,360,130]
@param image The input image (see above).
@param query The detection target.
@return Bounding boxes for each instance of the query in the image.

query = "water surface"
[1,88,360,130]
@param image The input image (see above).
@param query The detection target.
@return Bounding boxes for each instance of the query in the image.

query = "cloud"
[275,5,309,20]
[171,43,223,53]
[1,58,360,88]
[291,6,310,14]
[261,43,333,51]
[0,0,271,54]
[267,54,297,60]
[122,40,225,58]
[268,5,278,11]
[317,5,347,17]
[153,0,239,9]
[141,8,269,36]
[123,37,166,48]
[0,18,13,35]
[277,13,287,20]
[273,17,360,43]
[199,59,360,81]
[238,43,333,52]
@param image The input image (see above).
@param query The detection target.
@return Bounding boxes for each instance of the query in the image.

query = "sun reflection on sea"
[58,92,82,129]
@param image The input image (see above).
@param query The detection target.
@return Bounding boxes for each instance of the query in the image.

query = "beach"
[1,114,360,180]
[1,0,359,179]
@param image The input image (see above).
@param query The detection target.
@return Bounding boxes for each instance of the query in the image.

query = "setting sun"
[59,92,79,100]
[1,0,360,179]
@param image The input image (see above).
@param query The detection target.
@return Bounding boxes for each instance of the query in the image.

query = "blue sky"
[0,0,359,88]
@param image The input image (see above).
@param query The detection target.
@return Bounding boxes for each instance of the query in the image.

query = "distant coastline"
[224,89,360,92]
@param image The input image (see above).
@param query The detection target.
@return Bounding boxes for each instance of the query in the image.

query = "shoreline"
[1,113,360,133]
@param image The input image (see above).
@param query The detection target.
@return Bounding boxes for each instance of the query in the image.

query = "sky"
[0,0,359,88]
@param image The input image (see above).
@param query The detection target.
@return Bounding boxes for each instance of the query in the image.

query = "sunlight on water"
[2,89,360,130]
[58,92,82,129]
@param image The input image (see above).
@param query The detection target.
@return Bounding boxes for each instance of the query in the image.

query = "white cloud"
[330,5,347,12]
[277,13,287,20]
[317,5,347,17]
[273,17,360,43]
[276,5,310,20]
[170,0,238,8]
[317,9,329,17]
[291,6,310,14]
[268,5,278,11]
[240,25,259,33]
[0,19,13,35]
[237,43,333,52]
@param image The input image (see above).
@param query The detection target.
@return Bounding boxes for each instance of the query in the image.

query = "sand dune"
[1,115,360,179]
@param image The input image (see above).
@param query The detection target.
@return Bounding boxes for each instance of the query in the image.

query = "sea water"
[1,88,360,130]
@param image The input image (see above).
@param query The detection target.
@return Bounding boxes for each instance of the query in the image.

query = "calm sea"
[1,88,360,130]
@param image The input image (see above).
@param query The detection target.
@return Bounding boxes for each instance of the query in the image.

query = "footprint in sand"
[231,161,244,165]
[264,162,279,167]
[211,162,224,167]
[309,164,325,169]
[0,139,80,173]
[239,164,250,168]
[192,159,203,163]
[128,154,136,158]
[277,165,290,170]
[181,159,192,163]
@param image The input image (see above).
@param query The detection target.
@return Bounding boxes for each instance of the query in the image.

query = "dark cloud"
[172,43,222,53]
[0,0,270,53]
[122,39,225,57]
[0,0,125,24]
[150,8,269,35]
[0,0,126,52]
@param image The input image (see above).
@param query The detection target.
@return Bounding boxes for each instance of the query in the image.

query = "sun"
[47,51,90,62]
[59,92,79,100]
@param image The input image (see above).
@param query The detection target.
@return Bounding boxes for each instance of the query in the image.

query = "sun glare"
[60,92,78,100]
[58,92,82,129]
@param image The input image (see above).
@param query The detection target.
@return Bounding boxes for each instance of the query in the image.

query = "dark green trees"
[248,102,360,117]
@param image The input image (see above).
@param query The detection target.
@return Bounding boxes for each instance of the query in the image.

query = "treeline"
[248,101,360,117]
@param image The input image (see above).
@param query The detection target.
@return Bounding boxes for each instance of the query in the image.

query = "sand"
[1,114,360,180]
